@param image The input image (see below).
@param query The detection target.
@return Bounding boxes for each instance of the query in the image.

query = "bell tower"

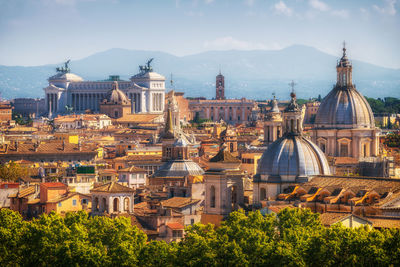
[216,71,225,100]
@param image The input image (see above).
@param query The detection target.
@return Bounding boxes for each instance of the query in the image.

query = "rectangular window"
[58,202,62,207]
[72,199,77,206]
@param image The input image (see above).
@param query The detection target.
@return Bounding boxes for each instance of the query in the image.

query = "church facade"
[43,60,165,117]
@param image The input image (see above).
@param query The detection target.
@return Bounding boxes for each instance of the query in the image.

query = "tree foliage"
[0,161,29,181]
[2,208,400,266]
[366,97,400,114]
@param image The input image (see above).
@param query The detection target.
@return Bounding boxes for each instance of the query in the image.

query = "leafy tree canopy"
[1,208,400,266]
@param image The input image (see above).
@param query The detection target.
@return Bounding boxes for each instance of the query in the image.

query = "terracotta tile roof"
[99,169,118,174]
[268,204,295,213]
[11,186,36,198]
[166,222,184,230]
[41,182,66,188]
[118,166,147,173]
[161,197,200,209]
[91,182,134,193]
[115,114,162,123]
[27,199,40,204]
[366,216,400,228]
[1,142,97,155]
[319,212,353,226]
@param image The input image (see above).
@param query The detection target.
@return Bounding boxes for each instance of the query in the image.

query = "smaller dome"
[270,97,280,113]
[106,81,129,104]
[131,71,165,80]
[152,159,204,178]
[49,72,83,82]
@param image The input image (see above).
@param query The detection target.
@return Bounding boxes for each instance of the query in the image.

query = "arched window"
[102,198,107,212]
[94,197,99,211]
[260,188,266,200]
[210,186,216,208]
[113,198,119,212]
[124,197,130,212]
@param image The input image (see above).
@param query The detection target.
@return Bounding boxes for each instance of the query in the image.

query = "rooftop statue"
[56,59,71,73]
[139,58,154,73]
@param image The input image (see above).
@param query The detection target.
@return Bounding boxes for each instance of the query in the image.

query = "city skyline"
[0,0,399,69]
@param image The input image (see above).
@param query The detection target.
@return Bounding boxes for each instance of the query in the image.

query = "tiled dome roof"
[314,86,374,129]
[257,135,330,181]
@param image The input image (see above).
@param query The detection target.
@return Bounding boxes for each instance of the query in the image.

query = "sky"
[0,0,399,68]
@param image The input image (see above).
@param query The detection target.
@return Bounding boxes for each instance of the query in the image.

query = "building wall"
[12,98,45,118]
[40,185,67,203]
[0,102,12,122]
[309,128,380,159]
[54,194,91,214]
[189,98,256,124]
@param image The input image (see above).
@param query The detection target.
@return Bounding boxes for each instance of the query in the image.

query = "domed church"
[253,92,331,204]
[309,45,380,159]
[99,81,131,118]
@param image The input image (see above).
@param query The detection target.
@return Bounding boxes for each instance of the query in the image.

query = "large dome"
[314,86,374,129]
[257,135,330,180]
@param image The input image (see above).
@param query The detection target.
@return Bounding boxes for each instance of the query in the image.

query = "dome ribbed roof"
[257,135,330,179]
[314,86,374,129]
[152,159,204,178]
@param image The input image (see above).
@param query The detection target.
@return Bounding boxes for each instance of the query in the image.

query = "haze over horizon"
[0,0,399,69]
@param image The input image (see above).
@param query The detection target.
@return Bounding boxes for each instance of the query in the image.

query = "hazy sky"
[0,0,399,68]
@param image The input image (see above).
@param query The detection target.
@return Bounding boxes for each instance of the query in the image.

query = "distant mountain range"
[0,45,399,100]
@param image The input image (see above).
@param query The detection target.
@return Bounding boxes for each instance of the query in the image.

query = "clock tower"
[216,71,225,100]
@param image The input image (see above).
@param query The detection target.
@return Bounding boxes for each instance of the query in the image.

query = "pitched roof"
[41,182,66,188]
[319,212,353,226]
[366,216,400,228]
[166,222,184,230]
[9,186,35,198]
[1,142,97,155]
[209,147,240,163]
[91,182,134,193]
[161,197,200,209]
